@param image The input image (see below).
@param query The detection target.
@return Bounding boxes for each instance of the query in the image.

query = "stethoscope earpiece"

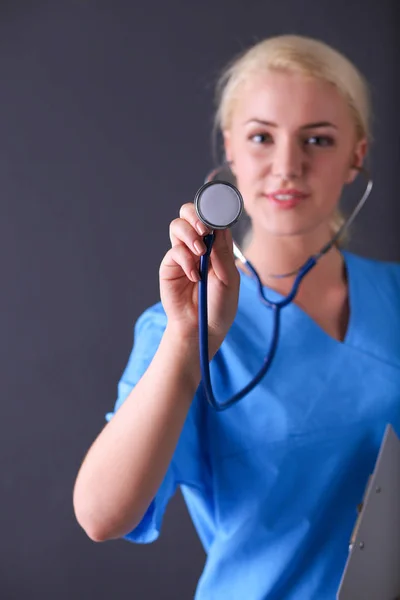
[194,181,243,230]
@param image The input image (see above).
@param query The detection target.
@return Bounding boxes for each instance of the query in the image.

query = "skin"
[163,70,368,344]
[224,70,368,341]
[73,68,369,542]
[223,70,367,271]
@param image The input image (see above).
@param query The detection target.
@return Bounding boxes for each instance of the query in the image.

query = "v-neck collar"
[238,250,356,347]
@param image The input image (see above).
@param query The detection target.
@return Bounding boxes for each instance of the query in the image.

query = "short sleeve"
[105,303,209,544]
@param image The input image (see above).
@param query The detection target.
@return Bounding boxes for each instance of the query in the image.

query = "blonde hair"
[214,35,372,243]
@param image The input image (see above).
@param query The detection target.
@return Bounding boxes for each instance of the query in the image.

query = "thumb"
[209,229,236,285]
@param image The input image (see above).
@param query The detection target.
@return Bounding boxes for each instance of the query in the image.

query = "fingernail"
[194,240,205,255]
[191,269,200,282]
[196,222,207,236]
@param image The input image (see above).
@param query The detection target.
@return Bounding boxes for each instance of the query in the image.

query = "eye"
[305,135,335,147]
[249,132,273,144]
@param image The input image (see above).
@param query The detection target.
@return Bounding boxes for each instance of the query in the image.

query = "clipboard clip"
[349,475,372,552]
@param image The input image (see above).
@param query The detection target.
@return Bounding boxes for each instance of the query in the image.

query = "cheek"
[233,151,265,189]
[231,163,258,216]
[311,156,351,197]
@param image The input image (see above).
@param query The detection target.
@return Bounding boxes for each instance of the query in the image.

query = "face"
[223,70,367,241]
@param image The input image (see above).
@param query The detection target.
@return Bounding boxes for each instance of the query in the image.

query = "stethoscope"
[193,165,373,411]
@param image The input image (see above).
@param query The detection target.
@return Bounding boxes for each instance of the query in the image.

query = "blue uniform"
[106,250,400,599]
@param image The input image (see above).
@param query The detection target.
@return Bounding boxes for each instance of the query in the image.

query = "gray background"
[1,1,399,599]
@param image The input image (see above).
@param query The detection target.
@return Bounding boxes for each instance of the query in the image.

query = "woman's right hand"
[159,202,240,358]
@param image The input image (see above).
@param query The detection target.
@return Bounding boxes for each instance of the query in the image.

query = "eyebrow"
[245,119,338,130]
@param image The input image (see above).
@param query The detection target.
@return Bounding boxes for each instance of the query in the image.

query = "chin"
[256,213,333,240]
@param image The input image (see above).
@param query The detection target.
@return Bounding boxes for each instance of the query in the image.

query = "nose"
[270,136,305,181]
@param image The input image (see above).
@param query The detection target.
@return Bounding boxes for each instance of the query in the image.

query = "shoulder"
[135,301,167,332]
[129,301,168,355]
[344,250,400,272]
[344,250,400,292]
[115,302,167,397]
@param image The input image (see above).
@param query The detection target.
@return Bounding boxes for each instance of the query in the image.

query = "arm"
[73,325,200,542]
[73,202,239,542]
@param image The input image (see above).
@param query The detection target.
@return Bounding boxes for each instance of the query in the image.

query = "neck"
[242,229,347,295]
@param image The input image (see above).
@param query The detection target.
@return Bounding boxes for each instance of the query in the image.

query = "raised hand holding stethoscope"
[194,166,373,411]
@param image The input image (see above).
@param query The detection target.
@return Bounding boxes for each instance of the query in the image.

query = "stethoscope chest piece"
[195,165,373,411]
[194,181,243,230]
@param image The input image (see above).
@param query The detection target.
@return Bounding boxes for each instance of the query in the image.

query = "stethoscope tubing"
[197,168,373,411]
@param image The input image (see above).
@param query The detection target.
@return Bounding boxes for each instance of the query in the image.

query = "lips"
[264,188,310,208]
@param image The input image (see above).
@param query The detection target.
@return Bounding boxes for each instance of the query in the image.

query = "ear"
[345,137,368,184]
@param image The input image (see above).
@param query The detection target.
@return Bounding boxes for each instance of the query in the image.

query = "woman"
[73,34,400,598]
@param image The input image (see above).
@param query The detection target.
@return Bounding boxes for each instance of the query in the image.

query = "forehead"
[232,70,352,129]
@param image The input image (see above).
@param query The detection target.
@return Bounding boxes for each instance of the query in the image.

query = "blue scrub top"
[106,250,400,599]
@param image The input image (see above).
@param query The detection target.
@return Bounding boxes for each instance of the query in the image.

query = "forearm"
[73,325,201,541]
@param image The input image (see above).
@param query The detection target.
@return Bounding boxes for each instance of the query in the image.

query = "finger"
[169,217,207,257]
[160,245,201,283]
[179,203,212,237]
[209,229,237,286]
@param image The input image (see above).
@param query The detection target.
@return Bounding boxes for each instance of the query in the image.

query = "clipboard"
[337,423,400,600]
